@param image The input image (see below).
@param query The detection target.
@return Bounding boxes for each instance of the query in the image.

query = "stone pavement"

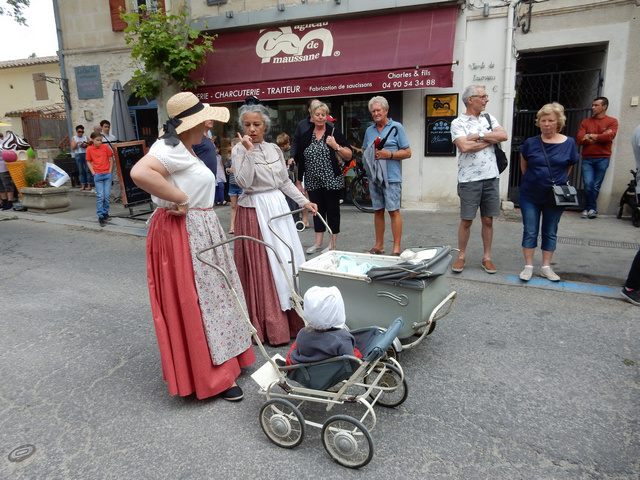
[2,185,639,300]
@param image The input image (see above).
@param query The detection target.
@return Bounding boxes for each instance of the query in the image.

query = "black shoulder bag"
[539,136,579,207]
[484,114,508,174]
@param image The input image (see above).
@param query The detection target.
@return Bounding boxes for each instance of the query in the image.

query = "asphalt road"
[1,218,638,479]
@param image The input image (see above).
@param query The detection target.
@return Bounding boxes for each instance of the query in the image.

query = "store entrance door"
[510,46,604,208]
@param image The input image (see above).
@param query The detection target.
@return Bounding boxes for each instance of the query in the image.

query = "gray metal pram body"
[299,246,457,351]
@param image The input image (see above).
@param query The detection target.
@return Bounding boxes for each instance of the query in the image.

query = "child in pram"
[284,286,362,365]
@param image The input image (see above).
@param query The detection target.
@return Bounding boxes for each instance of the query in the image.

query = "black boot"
[2,200,14,211]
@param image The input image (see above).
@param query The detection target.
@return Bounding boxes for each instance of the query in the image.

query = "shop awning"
[194,7,458,103]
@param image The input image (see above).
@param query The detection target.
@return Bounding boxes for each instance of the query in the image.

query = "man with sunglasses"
[450,85,508,274]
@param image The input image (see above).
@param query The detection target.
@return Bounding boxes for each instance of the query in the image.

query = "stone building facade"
[53,0,640,214]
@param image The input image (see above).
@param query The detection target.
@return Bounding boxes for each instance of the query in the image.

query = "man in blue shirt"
[362,96,411,256]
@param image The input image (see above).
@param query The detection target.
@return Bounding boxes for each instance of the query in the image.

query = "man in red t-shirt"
[86,132,114,227]
[576,97,618,219]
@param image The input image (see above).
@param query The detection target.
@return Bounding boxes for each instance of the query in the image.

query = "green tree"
[121,3,216,125]
[0,0,30,25]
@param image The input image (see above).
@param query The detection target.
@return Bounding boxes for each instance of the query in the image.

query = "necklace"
[254,143,278,169]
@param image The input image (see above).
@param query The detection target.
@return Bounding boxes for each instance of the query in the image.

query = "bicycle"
[342,158,374,213]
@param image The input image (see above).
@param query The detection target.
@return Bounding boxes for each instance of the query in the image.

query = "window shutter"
[110,0,127,32]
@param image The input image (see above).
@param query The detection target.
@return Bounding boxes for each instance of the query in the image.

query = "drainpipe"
[501,0,516,201]
[502,0,515,145]
[53,0,73,151]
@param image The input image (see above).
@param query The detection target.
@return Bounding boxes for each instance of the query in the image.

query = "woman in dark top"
[295,101,352,253]
[518,102,579,282]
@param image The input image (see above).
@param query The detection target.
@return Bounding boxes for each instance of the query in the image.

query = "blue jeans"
[75,153,92,186]
[520,197,565,251]
[94,173,112,218]
[581,157,610,211]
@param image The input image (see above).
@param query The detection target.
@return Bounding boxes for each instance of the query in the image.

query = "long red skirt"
[146,209,254,399]
[234,206,304,345]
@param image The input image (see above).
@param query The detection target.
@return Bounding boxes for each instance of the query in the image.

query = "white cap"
[303,286,346,330]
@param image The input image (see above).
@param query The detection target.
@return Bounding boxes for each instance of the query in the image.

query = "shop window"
[33,73,48,101]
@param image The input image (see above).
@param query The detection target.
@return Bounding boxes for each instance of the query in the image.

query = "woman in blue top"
[519,102,579,282]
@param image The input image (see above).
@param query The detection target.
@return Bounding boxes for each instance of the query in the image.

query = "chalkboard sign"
[113,141,152,206]
[425,118,456,156]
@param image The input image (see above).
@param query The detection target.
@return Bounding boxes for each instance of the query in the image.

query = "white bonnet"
[303,286,346,330]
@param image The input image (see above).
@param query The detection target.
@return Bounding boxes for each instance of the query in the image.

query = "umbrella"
[110,81,136,142]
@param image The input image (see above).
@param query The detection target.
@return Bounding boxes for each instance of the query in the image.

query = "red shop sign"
[193,7,457,102]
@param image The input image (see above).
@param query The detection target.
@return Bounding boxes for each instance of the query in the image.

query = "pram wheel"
[259,399,306,449]
[633,209,640,228]
[364,363,408,408]
[322,415,374,468]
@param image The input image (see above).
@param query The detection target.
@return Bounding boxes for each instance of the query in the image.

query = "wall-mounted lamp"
[277,3,285,11]
[225,10,233,18]
[483,3,490,17]
[84,110,93,122]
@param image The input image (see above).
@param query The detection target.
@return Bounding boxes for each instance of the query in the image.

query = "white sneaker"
[587,209,597,219]
[580,210,589,218]
[519,266,533,281]
[540,266,560,282]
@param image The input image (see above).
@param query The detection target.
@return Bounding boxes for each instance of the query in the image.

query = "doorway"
[509,46,604,207]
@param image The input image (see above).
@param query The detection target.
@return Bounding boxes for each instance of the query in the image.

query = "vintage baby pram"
[617,169,640,228]
[196,233,408,469]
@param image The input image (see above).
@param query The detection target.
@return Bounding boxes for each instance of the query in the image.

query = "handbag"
[484,114,508,173]
[539,136,579,207]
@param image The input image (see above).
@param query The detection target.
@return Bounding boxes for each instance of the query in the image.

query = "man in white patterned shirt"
[450,85,508,274]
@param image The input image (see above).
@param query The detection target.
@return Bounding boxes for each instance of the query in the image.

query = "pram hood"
[366,246,452,291]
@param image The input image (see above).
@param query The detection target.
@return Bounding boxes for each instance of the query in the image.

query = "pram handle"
[196,236,304,377]
[266,210,331,286]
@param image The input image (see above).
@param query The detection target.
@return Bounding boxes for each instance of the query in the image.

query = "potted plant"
[20,160,71,213]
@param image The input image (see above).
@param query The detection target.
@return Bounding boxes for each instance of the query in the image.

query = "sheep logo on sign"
[256,26,335,64]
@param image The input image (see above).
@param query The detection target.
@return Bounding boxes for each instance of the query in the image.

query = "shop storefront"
[194,8,457,161]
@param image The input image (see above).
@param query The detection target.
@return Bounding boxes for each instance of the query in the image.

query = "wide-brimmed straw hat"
[166,92,230,133]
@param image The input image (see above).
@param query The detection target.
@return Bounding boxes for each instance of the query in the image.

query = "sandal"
[228,230,234,235]
[366,247,385,255]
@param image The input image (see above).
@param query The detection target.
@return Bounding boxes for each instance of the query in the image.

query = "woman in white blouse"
[131,92,254,402]
[232,102,318,346]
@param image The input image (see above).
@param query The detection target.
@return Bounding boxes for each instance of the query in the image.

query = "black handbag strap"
[538,135,558,186]
[483,114,501,153]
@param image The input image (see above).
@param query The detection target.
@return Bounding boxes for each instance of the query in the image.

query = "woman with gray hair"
[232,101,318,345]
[518,102,579,282]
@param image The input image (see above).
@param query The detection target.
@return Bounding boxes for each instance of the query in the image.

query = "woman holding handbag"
[518,102,579,282]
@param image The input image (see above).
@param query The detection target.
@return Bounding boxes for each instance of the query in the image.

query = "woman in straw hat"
[131,92,253,401]
[232,100,317,346]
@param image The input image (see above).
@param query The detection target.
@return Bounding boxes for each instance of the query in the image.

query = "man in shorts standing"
[450,85,508,274]
[362,96,411,256]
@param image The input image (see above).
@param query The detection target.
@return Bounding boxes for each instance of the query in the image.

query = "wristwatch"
[478,132,485,142]
[336,145,341,152]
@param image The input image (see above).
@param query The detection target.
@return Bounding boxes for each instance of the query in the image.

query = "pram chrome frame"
[196,225,408,469]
